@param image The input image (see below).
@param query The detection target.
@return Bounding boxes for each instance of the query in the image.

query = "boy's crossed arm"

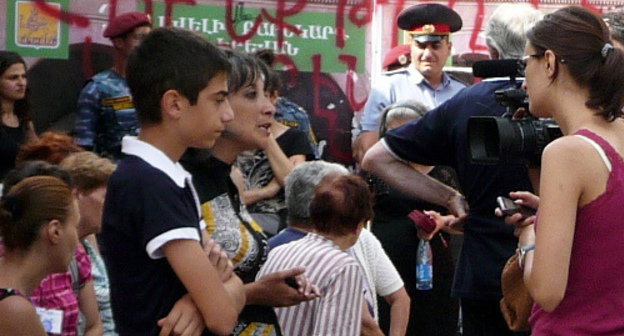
[159,239,245,336]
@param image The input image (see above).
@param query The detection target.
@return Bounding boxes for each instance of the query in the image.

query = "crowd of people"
[1,3,624,336]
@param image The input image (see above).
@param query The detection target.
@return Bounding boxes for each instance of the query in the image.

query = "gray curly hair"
[285,161,349,226]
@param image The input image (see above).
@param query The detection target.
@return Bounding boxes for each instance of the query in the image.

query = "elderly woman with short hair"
[258,173,373,335]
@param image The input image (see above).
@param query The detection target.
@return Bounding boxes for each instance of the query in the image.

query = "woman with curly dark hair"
[181,49,320,336]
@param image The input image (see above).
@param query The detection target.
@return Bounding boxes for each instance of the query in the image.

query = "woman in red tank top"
[501,6,624,335]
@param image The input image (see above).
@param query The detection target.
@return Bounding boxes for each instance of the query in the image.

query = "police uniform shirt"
[361,66,465,132]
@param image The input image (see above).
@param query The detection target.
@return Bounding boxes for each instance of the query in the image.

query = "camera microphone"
[472,59,519,79]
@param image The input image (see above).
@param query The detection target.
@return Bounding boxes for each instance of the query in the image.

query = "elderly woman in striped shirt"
[257,173,373,335]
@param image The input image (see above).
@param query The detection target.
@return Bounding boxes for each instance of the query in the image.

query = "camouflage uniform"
[74,69,139,160]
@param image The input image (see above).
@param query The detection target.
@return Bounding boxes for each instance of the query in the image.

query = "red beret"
[103,12,151,39]
[383,44,411,70]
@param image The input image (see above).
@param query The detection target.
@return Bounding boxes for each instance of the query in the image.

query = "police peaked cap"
[397,4,462,43]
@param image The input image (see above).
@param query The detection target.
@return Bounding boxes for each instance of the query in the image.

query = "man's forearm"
[362,142,463,210]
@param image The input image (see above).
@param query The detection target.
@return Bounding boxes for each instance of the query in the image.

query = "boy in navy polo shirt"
[101,27,245,335]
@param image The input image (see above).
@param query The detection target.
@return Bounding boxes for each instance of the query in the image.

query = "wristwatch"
[517,244,535,270]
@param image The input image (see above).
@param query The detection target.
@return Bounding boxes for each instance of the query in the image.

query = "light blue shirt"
[361,66,466,131]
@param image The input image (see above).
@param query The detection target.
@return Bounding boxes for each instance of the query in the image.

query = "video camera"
[467,60,562,166]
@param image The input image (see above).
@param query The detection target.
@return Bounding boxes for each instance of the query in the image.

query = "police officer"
[353,3,466,163]
[363,4,544,336]
[74,12,152,160]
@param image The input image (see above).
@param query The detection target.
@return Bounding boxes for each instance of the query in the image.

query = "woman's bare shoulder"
[0,295,46,335]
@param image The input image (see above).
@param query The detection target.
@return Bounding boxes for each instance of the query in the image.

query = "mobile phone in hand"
[496,196,536,218]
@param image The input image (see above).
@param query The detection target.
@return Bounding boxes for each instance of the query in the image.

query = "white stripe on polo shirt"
[122,136,206,258]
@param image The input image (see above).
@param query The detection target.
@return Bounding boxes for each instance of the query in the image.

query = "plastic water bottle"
[416,238,433,290]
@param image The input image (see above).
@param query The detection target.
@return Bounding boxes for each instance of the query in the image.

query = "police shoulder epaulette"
[448,73,473,86]
[381,68,409,76]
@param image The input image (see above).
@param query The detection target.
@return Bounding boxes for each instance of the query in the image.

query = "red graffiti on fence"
[27,0,608,163]
[82,36,93,79]
[335,0,379,48]
[273,54,301,87]
[260,0,305,48]
[466,0,488,52]
[141,0,153,17]
[37,0,607,76]
[339,54,367,112]
[167,0,197,26]
[140,0,198,26]
[581,0,600,12]
[225,0,263,42]
[389,0,406,47]
[312,54,352,163]
[108,0,118,23]
[33,0,90,27]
